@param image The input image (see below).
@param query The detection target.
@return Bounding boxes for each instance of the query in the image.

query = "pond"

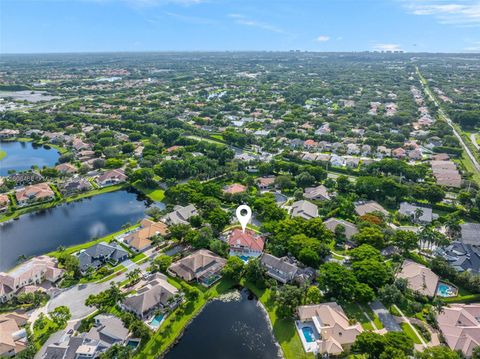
[0,141,60,176]
[0,190,151,271]
[165,289,281,359]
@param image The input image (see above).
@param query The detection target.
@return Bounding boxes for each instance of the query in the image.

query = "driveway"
[47,259,147,320]
[370,301,402,332]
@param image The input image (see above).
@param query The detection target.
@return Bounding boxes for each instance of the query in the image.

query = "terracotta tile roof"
[228,229,265,252]
[223,183,247,195]
[436,304,480,357]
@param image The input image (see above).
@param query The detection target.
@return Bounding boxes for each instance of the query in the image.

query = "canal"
[0,190,151,271]
[164,289,281,359]
[0,141,60,176]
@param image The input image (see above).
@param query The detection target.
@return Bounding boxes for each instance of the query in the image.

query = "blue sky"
[1,0,479,53]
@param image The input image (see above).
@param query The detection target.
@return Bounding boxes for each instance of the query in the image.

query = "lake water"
[165,289,281,359]
[0,190,151,271]
[0,141,60,176]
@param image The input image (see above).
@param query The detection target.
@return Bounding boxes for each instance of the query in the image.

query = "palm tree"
[414,208,424,223]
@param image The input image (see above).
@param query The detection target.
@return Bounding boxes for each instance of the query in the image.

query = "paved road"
[370,301,402,332]
[47,258,149,320]
[417,68,480,174]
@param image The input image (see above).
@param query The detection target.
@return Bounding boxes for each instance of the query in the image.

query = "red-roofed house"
[223,183,247,195]
[228,228,265,259]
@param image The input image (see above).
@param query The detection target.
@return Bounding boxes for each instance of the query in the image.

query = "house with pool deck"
[296,303,363,355]
[121,273,180,320]
[227,228,265,260]
[168,249,227,287]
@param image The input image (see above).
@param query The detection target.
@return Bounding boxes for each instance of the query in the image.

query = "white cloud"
[373,43,403,51]
[402,0,480,26]
[315,35,330,42]
[228,13,286,34]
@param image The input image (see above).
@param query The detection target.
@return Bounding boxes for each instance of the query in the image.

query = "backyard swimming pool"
[436,282,458,297]
[301,326,317,343]
[149,313,165,329]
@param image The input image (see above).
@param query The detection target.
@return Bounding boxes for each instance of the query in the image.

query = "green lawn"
[400,323,422,344]
[460,146,480,185]
[243,280,313,359]
[133,181,165,201]
[342,303,383,331]
[64,183,127,203]
[48,224,139,257]
[0,149,6,160]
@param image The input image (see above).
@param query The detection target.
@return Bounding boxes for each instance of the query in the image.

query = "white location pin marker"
[236,205,252,233]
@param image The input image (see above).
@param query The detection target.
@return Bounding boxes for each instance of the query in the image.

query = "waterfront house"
[121,273,180,319]
[323,218,358,240]
[0,129,19,139]
[96,169,127,187]
[296,302,363,355]
[8,172,44,186]
[58,178,92,195]
[0,194,10,212]
[0,312,28,357]
[354,201,388,217]
[162,204,198,226]
[77,242,129,274]
[436,304,480,358]
[55,163,78,175]
[291,200,318,220]
[123,219,169,252]
[15,183,55,206]
[396,260,439,297]
[304,185,330,201]
[168,249,226,286]
[227,228,265,259]
[0,256,64,303]
[260,253,298,284]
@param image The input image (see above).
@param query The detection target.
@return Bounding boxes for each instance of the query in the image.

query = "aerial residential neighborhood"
[1,1,480,358]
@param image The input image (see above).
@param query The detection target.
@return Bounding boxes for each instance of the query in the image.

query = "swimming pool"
[150,313,164,329]
[301,326,316,343]
[239,255,250,262]
[127,339,140,349]
[436,282,457,297]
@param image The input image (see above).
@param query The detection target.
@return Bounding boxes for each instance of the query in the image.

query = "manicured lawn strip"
[135,277,235,358]
[133,182,165,201]
[243,280,314,359]
[131,252,147,263]
[0,149,6,160]
[460,151,480,185]
[96,265,127,283]
[343,303,375,331]
[47,224,139,257]
[400,323,422,344]
[64,183,127,203]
